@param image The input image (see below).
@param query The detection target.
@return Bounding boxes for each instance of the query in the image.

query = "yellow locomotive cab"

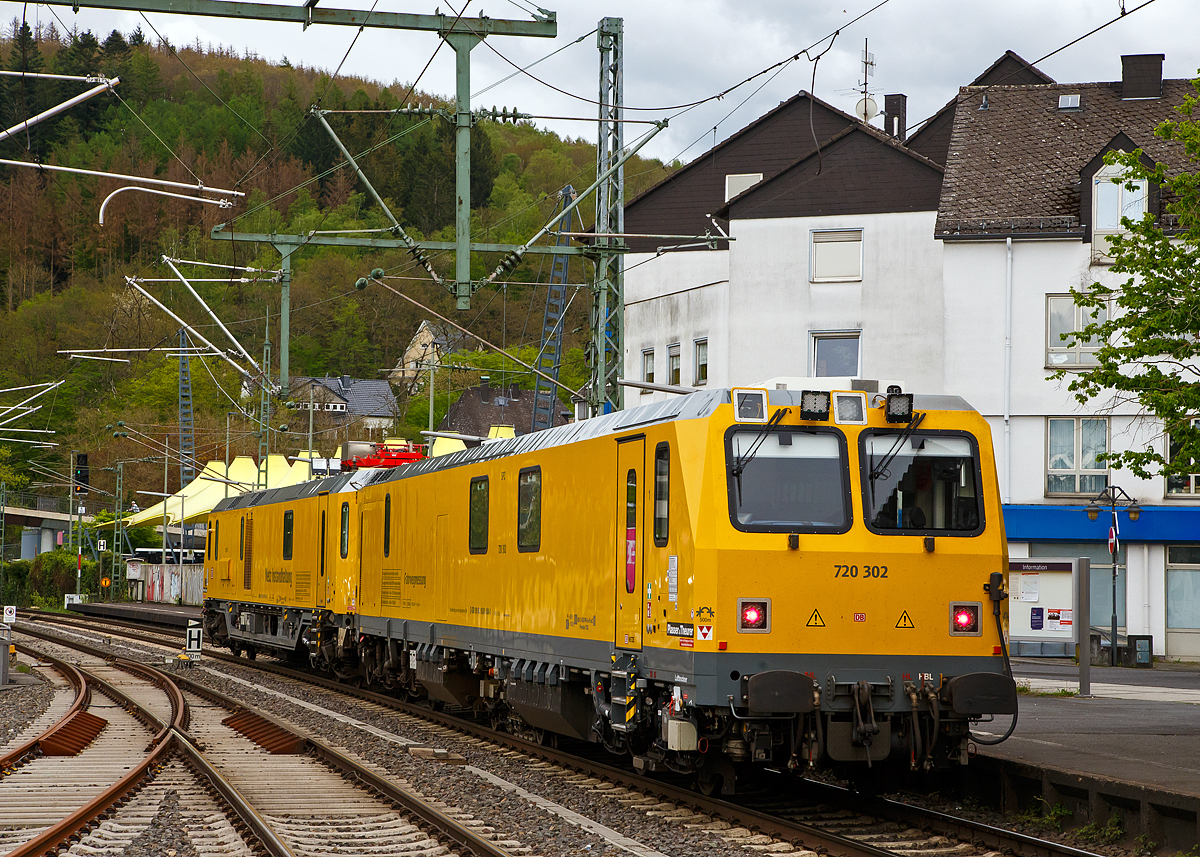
[203,383,1016,791]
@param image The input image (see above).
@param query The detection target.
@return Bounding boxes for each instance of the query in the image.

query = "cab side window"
[654,443,669,546]
[469,476,489,554]
[340,502,350,559]
[282,510,294,561]
[384,493,392,558]
[517,467,541,552]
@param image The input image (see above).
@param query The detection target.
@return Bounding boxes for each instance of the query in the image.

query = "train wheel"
[245,646,257,660]
[229,642,242,657]
[697,758,735,796]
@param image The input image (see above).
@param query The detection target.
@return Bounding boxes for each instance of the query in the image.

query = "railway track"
[14,611,1107,857]
[5,629,517,857]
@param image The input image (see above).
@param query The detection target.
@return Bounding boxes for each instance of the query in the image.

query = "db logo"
[853,613,866,623]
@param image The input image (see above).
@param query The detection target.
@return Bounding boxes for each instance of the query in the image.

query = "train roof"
[212,388,976,512]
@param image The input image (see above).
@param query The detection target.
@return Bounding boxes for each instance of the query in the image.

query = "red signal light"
[743,604,762,625]
[954,609,974,629]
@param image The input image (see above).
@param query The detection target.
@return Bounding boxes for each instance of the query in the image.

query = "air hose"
[970,572,1019,746]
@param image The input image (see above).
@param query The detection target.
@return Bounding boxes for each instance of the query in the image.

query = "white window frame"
[1092,162,1147,263]
[641,349,655,393]
[1167,418,1200,496]
[725,172,763,202]
[667,343,681,386]
[693,338,708,386]
[811,330,861,378]
[1046,416,1109,497]
[1046,294,1107,368]
[809,228,863,283]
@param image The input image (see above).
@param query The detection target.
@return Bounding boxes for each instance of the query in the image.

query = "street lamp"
[1085,486,1141,666]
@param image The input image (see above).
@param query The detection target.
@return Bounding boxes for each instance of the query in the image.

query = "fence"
[141,563,204,606]
[4,491,109,517]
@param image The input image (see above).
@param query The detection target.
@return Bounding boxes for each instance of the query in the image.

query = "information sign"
[3,605,14,623]
[186,620,203,660]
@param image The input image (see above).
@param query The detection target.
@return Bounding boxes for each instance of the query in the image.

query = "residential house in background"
[389,320,474,390]
[438,383,571,438]
[288,375,398,437]
[936,54,1200,657]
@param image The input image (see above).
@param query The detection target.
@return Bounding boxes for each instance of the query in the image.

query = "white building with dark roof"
[936,54,1200,658]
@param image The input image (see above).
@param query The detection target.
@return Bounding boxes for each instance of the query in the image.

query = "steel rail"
[170,671,514,857]
[13,630,298,857]
[5,644,179,857]
[0,645,90,771]
[21,611,1106,857]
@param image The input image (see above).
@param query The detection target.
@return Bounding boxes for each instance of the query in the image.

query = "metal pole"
[163,438,169,568]
[180,492,185,588]
[225,412,232,500]
[1111,503,1119,667]
[429,365,435,433]
[278,250,291,391]
[308,382,314,462]
[1077,557,1091,696]
[0,480,6,598]
[443,32,478,309]
[114,462,122,601]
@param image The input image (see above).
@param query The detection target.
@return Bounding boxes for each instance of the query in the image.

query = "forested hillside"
[0,21,676,502]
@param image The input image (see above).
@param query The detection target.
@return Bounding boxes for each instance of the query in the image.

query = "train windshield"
[727,430,848,531]
[862,433,982,533]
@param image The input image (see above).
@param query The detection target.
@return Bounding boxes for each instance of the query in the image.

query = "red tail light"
[949,602,981,635]
[737,598,770,633]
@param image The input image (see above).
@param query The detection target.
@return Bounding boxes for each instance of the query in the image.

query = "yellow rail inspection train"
[202,384,1016,792]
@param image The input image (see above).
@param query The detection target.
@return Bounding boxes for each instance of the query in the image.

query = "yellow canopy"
[124,454,311,528]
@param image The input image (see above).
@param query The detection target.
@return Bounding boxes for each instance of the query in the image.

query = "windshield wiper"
[868,411,926,501]
[730,407,791,505]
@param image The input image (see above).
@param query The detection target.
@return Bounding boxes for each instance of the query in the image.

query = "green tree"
[1059,76,1200,481]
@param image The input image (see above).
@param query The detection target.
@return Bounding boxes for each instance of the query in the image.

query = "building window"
[517,467,541,552]
[383,493,391,557]
[469,476,489,554]
[282,510,294,561]
[693,339,708,385]
[1094,166,1147,233]
[653,443,669,546]
[1047,295,1106,367]
[1047,417,1108,495]
[725,172,762,202]
[1167,546,1200,630]
[1167,419,1200,495]
[340,502,350,559]
[642,350,655,389]
[813,332,860,377]
[668,343,681,386]
[810,229,863,282]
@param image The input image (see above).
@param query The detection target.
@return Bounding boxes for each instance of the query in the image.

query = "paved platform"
[67,601,201,629]
[973,658,1200,848]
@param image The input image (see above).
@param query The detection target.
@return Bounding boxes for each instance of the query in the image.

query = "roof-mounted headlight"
[885,392,914,423]
[799,390,830,421]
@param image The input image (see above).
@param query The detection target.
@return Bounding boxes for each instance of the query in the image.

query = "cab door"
[359,500,382,615]
[615,436,646,650]
[316,492,331,608]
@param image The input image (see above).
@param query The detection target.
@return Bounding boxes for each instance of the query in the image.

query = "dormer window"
[1093,164,1147,233]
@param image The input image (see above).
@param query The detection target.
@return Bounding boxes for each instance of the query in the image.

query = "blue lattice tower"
[531,185,577,433]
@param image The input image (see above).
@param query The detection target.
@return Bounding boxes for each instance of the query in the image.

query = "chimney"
[1121,54,1164,99]
[883,94,907,141]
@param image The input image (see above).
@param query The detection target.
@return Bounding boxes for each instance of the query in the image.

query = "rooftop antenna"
[855,38,878,123]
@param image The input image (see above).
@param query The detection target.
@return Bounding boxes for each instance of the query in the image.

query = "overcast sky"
[2,0,1196,163]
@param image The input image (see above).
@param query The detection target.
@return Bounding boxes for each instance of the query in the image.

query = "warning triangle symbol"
[806,609,825,628]
[896,610,915,629]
